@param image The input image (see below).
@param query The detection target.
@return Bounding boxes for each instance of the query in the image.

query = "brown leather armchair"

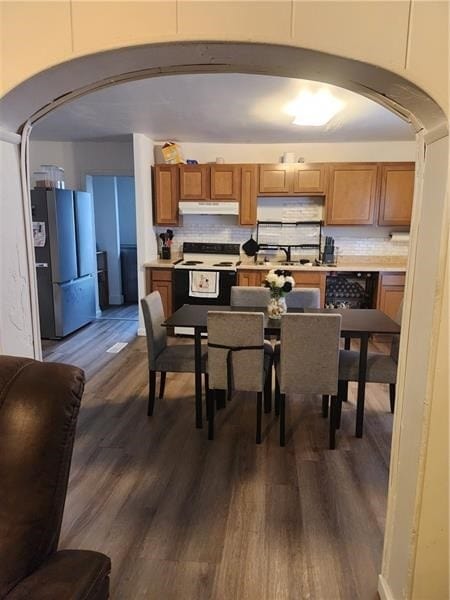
[0,356,111,599]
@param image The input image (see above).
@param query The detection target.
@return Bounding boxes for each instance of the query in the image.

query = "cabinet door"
[153,165,179,225]
[238,270,262,286]
[377,272,405,320]
[326,163,378,225]
[378,163,415,226]
[292,272,327,307]
[292,163,327,195]
[179,165,210,200]
[259,164,292,194]
[148,268,173,317]
[240,165,258,225]
[210,165,241,200]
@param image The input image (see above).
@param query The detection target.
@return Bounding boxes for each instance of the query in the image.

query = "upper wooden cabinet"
[326,163,379,225]
[153,165,179,225]
[179,164,210,200]
[210,164,241,200]
[292,163,327,194]
[239,165,258,226]
[259,164,292,194]
[259,163,327,195]
[378,162,415,226]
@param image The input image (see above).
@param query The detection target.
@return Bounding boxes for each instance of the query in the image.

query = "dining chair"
[336,300,403,424]
[141,291,207,416]
[206,311,272,443]
[230,285,274,413]
[274,313,342,448]
[285,287,321,308]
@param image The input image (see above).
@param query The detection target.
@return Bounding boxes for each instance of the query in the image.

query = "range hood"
[179,201,239,215]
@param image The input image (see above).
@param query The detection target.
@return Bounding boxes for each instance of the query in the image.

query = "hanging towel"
[189,271,220,298]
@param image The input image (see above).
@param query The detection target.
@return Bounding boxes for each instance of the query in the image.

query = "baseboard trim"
[378,575,395,600]
[137,327,146,336]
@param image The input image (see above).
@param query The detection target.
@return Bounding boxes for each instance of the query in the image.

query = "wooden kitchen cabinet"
[378,162,415,226]
[179,164,210,200]
[259,163,327,196]
[210,164,241,200]
[292,163,327,194]
[376,272,405,320]
[237,269,268,286]
[239,164,258,225]
[146,268,173,317]
[326,163,379,225]
[153,165,179,225]
[259,164,292,194]
[291,271,327,307]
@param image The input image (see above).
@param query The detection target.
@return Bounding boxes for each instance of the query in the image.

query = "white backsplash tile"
[155,197,409,258]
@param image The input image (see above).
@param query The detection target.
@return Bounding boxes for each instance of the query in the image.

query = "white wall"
[0,139,35,357]
[133,133,157,334]
[29,140,134,190]
[162,141,416,164]
[92,176,123,305]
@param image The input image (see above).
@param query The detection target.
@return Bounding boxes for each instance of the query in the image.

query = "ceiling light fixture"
[284,90,344,126]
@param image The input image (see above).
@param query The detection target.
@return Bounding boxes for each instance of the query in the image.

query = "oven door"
[174,269,237,311]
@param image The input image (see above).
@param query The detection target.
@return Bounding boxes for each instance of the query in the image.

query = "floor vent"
[106,342,128,354]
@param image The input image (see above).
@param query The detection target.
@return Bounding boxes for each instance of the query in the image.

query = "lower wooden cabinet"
[145,268,173,317]
[376,272,405,320]
[237,269,268,286]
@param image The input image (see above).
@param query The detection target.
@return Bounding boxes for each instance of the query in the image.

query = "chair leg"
[275,377,280,417]
[159,372,166,399]
[256,392,262,444]
[337,380,347,430]
[322,395,329,418]
[208,389,215,440]
[148,370,156,416]
[279,393,286,447]
[264,360,272,413]
[329,395,340,449]
[389,383,396,413]
[204,373,210,420]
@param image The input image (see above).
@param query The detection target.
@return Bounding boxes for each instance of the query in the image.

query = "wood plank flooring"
[44,319,394,600]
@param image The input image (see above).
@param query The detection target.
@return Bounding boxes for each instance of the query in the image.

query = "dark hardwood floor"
[43,320,393,600]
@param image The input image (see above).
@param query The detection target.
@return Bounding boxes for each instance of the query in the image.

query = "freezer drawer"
[46,276,96,339]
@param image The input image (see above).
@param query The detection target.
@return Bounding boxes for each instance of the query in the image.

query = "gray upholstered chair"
[230,285,270,307]
[230,285,274,412]
[141,291,207,415]
[275,313,342,448]
[206,311,272,443]
[337,300,403,417]
[285,287,321,308]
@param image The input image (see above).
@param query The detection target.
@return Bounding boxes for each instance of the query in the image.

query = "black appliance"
[325,272,377,309]
[120,244,138,303]
[174,270,237,310]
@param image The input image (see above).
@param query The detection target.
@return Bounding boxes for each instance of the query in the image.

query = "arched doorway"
[1,41,448,600]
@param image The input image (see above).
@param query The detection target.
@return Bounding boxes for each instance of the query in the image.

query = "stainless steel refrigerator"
[32,188,96,339]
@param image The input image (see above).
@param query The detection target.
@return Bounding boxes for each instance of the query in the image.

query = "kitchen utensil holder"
[161,247,171,260]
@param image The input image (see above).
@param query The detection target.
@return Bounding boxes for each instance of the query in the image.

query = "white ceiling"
[31,73,415,143]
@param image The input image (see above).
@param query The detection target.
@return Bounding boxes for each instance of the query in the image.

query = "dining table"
[163,305,401,437]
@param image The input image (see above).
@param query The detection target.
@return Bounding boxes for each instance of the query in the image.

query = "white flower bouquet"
[264,269,295,297]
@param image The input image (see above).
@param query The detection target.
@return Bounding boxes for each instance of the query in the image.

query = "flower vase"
[267,294,287,319]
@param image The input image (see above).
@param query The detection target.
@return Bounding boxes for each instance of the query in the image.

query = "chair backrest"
[285,287,321,309]
[207,311,265,392]
[230,286,270,307]
[279,313,341,395]
[0,356,84,597]
[141,292,167,369]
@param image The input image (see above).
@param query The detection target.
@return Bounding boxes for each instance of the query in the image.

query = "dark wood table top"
[164,305,400,336]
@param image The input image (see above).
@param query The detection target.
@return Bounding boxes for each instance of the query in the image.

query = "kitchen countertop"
[144,257,407,272]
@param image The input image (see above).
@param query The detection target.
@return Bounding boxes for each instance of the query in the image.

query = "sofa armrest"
[5,550,111,600]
